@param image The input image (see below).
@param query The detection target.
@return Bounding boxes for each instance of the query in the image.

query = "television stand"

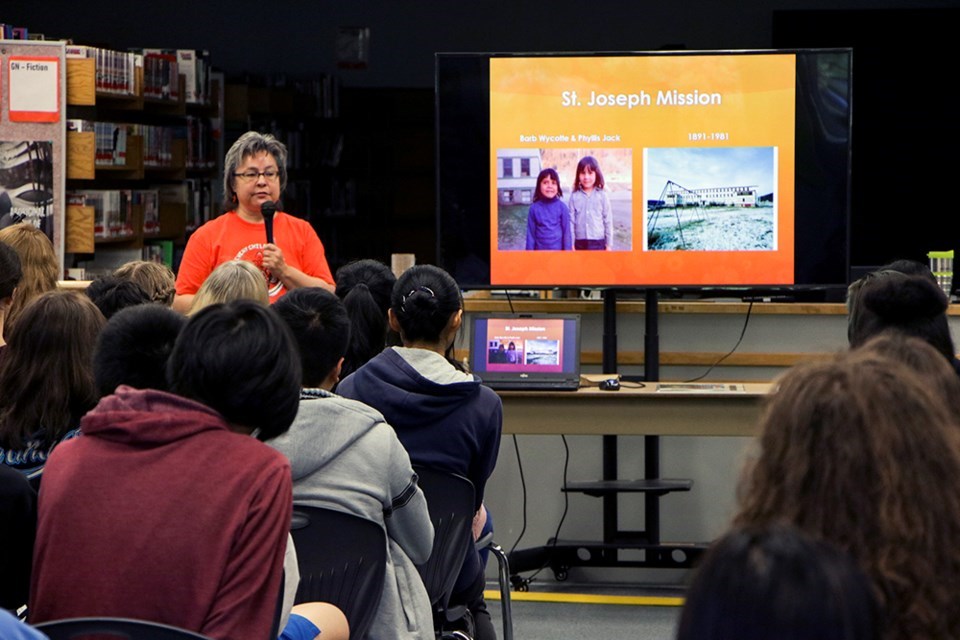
[507,289,708,587]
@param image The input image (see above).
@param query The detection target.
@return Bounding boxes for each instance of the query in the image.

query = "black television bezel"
[435,48,853,293]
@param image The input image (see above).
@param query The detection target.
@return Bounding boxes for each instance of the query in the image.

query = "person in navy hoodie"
[525,168,571,251]
[337,264,502,640]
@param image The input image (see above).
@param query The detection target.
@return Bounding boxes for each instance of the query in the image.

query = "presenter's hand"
[262,243,287,278]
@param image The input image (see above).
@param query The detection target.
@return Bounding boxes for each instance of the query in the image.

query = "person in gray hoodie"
[269,287,435,640]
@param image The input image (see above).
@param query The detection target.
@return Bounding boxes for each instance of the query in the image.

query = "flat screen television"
[436,49,852,291]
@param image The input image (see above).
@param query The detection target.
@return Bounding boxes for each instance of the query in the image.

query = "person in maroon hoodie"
[30,300,301,640]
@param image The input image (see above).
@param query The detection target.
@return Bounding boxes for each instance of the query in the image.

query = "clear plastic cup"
[928,250,954,298]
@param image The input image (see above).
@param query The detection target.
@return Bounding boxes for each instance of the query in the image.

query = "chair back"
[289,506,387,640]
[411,466,476,610]
[34,617,211,639]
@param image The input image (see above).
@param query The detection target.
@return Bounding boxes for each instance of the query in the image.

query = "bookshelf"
[63,46,221,274]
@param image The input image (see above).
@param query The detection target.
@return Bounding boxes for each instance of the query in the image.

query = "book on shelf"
[129,123,175,168]
[65,44,90,59]
[134,190,160,235]
[143,240,173,268]
[67,119,95,132]
[70,190,135,239]
[176,49,211,105]
[92,122,128,166]
[139,49,179,101]
[174,178,213,231]
[66,45,138,96]
[185,116,214,169]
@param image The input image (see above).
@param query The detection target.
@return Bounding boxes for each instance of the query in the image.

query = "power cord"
[513,435,571,586]
[507,434,527,557]
[684,300,754,382]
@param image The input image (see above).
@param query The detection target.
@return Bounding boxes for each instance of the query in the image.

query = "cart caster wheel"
[511,576,530,592]
[554,569,569,582]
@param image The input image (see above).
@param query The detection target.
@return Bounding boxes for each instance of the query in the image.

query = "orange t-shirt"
[175,211,334,304]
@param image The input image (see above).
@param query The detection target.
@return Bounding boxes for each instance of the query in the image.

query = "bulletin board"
[0,39,66,269]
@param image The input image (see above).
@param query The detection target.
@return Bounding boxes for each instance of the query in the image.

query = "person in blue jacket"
[337,264,502,640]
[525,168,572,251]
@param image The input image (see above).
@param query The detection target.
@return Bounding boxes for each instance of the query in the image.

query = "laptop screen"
[468,313,581,389]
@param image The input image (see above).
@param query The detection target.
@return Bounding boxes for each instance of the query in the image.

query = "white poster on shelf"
[7,56,60,122]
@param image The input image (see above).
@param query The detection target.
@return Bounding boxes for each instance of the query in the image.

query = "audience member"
[93,304,186,396]
[338,264,502,640]
[735,349,960,640]
[187,259,269,315]
[855,332,960,414]
[30,301,301,639]
[0,223,58,340]
[0,291,104,484]
[846,268,957,370]
[676,524,879,640]
[85,275,152,319]
[113,260,176,306]
[86,298,343,640]
[335,259,397,380]
[0,241,22,351]
[0,465,36,612]
[270,287,435,640]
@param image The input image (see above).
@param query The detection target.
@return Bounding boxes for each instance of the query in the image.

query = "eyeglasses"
[234,169,280,182]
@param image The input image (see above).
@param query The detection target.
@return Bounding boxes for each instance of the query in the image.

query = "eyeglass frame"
[233,169,281,182]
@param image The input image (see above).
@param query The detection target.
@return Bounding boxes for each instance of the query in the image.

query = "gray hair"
[221,131,288,211]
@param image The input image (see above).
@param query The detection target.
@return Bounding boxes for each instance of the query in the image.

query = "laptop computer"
[468,313,581,391]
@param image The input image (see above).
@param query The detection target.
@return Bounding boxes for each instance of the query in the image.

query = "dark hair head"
[94,304,186,396]
[335,259,396,378]
[878,258,936,281]
[0,240,22,300]
[533,168,563,202]
[167,300,300,440]
[735,349,960,639]
[573,156,605,191]
[390,264,462,345]
[677,524,879,640]
[0,291,105,449]
[222,131,288,211]
[273,287,350,388]
[85,276,153,319]
[847,270,955,361]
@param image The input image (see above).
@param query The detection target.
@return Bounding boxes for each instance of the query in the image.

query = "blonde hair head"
[0,223,58,336]
[188,260,269,316]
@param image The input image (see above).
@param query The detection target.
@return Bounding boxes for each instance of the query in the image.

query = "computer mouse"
[599,379,620,391]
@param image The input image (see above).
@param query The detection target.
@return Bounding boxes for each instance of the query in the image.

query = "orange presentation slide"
[489,54,796,287]
[483,317,566,372]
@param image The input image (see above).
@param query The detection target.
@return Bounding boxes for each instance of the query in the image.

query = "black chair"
[414,466,514,640]
[289,505,387,640]
[34,617,211,639]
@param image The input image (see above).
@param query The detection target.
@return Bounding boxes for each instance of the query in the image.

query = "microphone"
[261,201,277,245]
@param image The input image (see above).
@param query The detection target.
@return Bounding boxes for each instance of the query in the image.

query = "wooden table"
[498,383,771,437]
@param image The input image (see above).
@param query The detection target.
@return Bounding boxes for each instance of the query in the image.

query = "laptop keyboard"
[484,380,580,392]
